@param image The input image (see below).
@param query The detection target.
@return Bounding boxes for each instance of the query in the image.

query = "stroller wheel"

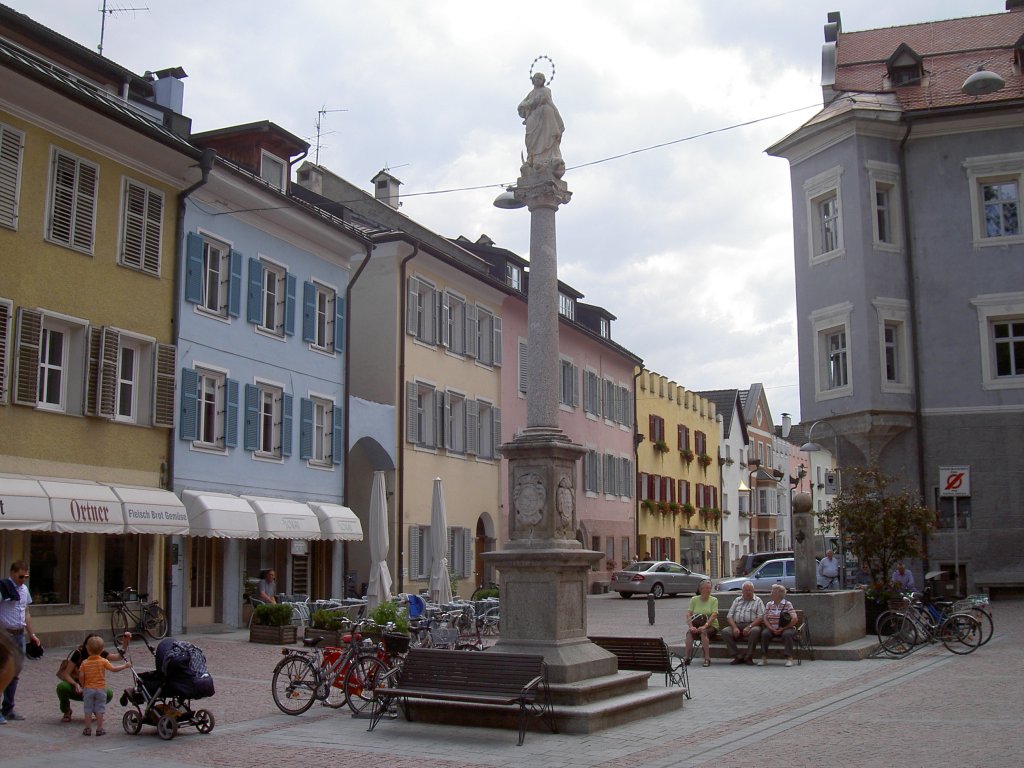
[122,710,143,735]
[194,709,215,734]
[156,715,178,740]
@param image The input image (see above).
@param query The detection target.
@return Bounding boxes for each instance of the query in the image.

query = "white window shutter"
[0,301,9,402]
[465,304,479,359]
[441,291,450,348]
[426,286,438,344]
[466,399,479,455]
[462,527,473,579]
[443,390,452,450]
[492,407,501,455]
[98,327,119,418]
[492,316,502,367]
[406,277,419,336]
[518,340,528,393]
[409,526,421,580]
[0,124,24,230]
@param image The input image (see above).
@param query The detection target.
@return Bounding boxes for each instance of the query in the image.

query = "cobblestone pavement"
[2,594,1019,768]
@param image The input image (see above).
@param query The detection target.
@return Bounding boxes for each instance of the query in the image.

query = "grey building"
[767,5,1024,594]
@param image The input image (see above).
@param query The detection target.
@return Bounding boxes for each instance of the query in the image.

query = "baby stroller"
[120,636,216,740]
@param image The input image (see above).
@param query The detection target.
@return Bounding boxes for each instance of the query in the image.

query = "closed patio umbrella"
[429,477,453,605]
[365,471,392,611]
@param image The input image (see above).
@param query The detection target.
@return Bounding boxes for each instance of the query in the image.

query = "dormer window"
[886,44,924,87]
[506,263,522,291]
[558,292,575,320]
[260,150,286,190]
[599,317,610,339]
[1015,33,1024,70]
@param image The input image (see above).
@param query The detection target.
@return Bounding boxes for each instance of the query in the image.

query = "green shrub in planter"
[253,602,294,627]
[368,601,409,634]
[310,609,349,630]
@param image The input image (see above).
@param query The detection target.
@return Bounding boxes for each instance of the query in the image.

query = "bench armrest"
[521,675,544,696]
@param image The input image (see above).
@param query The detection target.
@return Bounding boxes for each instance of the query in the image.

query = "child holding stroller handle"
[78,636,131,736]
[56,632,131,723]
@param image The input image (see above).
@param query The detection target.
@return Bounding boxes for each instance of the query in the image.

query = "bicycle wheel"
[876,611,916,657]
[272,655,319,715]
[969,607,994,646]
[940,613,981,655]
[111,607,131,643]
[343,655,392,715]
[143,604,169,640]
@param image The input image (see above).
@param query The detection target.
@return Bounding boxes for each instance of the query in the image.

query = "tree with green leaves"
[816,465,934,588]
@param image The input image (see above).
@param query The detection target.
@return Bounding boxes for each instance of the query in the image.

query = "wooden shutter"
[284,274,296,336]
[333,294,345,352]
[405,381,419,444]
[152,343,176,428]
[97,327,119,418]
[0,124,24,229]
[224,378,239,448]
[332,405,343,465]
[228,249,242,317]
[178,367,199,441]
[184,233,204,304]
[466,399,479,455]
[121,180,162,274]
[492,316,502,367]
[0,301,9,403]
[406,277,419,336]
[299,397,313,459]
[14,308,41,406]
[517,340,528,393]
[302,282,316,343]
[244,383,259,450]
[246,258,262,324]
[85,325,102,416]
[280,392,293,456]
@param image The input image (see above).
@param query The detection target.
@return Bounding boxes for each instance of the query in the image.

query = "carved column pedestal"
[484,428,615,683]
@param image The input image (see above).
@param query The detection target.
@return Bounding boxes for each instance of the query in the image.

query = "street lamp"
[800,420,843,585]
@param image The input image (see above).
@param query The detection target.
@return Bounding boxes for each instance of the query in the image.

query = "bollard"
[647,592,656,625]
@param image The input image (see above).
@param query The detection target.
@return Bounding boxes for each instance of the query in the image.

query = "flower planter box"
[250,624,297,645]
[302,626,345,647]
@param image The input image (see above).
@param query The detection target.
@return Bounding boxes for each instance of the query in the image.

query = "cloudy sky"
[10,0,1002,424]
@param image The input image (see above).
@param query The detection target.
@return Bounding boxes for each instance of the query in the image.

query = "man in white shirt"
[722,581,765,665]
[0,560,38,724]
[816,550,841,590]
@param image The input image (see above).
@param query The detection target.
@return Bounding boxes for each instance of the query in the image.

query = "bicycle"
[950,594,994,646]
[109,588,168,642]
[271,621,405,716]
[875,593,981,657]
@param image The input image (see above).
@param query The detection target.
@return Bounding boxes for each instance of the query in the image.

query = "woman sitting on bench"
[760,584,797,667]
[683,579,719,667]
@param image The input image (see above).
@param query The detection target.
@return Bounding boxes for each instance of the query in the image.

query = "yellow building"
[635,369,722,578]
[0,15,199,645]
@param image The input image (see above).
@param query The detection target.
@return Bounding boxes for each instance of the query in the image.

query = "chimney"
[295,162,324,195]
[781,413,792,438]
[149,67,187,114]
[1008,0,1024,10]
[371,169,402,210]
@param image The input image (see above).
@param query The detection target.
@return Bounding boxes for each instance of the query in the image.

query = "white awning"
[113,486,189,536]
[309,503,363,541]
[243,495,322,540]
[0,475,53,532]
[182,490,260,539]
[41,479,125,535]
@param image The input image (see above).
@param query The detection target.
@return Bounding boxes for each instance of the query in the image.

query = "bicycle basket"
[888,597,910,610]
[382,632,411,654]
[121,588,139,602]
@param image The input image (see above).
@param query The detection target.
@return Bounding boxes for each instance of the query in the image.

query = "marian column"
[484,63,615,683]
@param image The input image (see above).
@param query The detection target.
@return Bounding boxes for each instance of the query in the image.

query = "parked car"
[715,557,816,592]
[733,550,794,576]
[611,561,710,599]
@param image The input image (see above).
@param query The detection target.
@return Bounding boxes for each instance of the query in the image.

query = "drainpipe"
[341,241,374,596]
[632,367,643,557]
[898,120,930,571]
[167,147,215,635]
[395,244,421,592]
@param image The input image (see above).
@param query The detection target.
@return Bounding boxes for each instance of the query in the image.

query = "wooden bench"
[368,648,556,745]
[696,609,813,664]
[588,635,689,699]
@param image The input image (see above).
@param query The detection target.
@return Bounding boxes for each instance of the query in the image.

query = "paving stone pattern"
[2,594,1020,767]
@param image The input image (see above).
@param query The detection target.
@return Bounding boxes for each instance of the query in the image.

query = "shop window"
[29,533,80,605]
[103,534,149,601]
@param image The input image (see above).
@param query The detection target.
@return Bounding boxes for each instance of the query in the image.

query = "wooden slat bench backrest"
[587,636,671,672]
[398,648,544,696]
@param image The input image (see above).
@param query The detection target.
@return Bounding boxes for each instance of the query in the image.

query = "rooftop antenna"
[314,105,348,165]
[98,0,149,56]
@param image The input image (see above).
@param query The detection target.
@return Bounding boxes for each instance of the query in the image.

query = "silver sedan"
[611,561,710,599]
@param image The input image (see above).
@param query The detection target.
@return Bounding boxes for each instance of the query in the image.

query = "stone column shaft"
[527,203,560,428]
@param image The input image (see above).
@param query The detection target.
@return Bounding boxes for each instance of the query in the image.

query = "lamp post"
[800,420,843,586]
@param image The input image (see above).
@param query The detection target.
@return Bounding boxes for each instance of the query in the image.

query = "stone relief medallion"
[513,472,545,527]
[556,475,574,529]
